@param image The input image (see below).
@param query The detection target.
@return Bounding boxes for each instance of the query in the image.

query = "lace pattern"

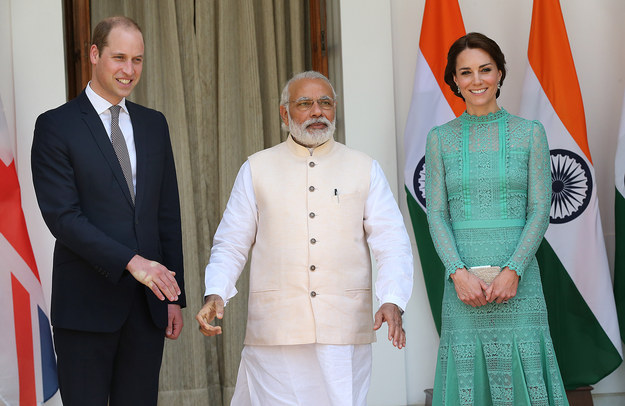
[425,109,568,405]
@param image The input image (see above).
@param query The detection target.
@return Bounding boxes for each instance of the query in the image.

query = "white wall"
[338,2,413,405]
[340,0,625,405]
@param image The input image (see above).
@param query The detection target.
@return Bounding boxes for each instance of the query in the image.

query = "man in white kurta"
[196,71,413,406]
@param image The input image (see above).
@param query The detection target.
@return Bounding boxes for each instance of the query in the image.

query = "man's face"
[280,78,336,148]
[90,26,144,105]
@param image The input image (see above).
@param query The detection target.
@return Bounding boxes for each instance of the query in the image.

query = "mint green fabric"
[426,109,568,405]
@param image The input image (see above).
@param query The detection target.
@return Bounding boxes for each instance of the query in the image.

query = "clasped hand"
[451,267,519,307]
[127,255,180,302]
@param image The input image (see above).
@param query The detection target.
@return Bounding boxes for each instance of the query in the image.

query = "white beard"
[288,113,336,148]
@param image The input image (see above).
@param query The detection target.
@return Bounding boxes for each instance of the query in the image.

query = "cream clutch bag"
[468,266,501,285]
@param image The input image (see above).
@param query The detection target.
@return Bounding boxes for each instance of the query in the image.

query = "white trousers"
[230,343,372,406]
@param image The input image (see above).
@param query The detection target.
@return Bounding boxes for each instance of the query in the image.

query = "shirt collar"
[85,82,128,115]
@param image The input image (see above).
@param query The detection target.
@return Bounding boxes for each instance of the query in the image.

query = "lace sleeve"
[503,121,551,277]
[425,126,467,278]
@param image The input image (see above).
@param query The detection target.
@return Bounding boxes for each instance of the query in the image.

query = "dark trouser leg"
[53,327,118,406]
[54,289,165,406]
[109,290,165,406]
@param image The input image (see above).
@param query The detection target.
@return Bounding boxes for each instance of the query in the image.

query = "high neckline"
[286,134,336,157]
[460,108,508,123]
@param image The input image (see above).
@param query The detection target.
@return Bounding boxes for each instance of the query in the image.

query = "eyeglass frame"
[285,96,337,112]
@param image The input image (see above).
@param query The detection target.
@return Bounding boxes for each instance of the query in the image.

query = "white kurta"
[204,148,413,405]
[231,344,372,406]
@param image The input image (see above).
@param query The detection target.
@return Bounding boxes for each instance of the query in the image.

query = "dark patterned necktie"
[109,105,135,204]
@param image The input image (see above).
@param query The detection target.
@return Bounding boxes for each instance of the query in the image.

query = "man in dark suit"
[31,16,185,406]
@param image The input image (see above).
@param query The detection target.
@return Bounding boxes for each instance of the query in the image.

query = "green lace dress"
[425,109,568,405]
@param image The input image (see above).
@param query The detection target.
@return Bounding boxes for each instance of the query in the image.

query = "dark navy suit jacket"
[31,90,185,332]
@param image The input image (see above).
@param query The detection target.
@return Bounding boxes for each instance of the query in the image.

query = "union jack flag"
[0,94,58,404]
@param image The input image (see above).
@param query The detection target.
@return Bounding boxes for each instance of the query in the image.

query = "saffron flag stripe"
[403,0,465,332]
[526,0,590,161]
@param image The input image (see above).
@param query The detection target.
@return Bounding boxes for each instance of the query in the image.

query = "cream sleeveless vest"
[245,136,375,345]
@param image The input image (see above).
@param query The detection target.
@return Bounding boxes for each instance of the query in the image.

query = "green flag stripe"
[614,189,625,342]
[537,239,622,388]
[406,187,444,335]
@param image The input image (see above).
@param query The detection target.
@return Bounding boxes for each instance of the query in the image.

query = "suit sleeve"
[155,113,186,308]
[31,111,135,282]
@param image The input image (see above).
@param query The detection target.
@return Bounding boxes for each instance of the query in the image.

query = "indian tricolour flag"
[615,94,625,344]
[403,0,465,333]
[519,0,622,388]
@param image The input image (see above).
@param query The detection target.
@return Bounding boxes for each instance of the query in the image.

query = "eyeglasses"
[287,97,336,112]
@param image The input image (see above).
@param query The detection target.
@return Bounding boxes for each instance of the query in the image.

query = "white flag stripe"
[0,96,13,166]
[616,93,625,197]
[404,49,455,202]
[520,66,622,355]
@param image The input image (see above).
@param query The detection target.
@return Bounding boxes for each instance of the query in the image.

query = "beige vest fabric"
[245,136,375,345]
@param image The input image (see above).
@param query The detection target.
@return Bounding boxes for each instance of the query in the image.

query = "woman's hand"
[485,267,519,303]
[451,268,489,307]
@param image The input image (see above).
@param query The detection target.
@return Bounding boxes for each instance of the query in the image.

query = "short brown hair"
[444,32,507,100]
[91,16,142,56]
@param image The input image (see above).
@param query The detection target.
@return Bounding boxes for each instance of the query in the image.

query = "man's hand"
[196,294,224,337]
[166,304,183,339]
[126,255,180,302]
[451,268,488,307]
[485,267,519,304]
[373,303,405,349]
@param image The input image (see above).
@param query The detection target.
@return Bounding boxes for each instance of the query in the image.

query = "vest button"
[310,238,316,244]
[309,212,315,218]
[310,265,316,271]
[310,291,317,297]
[309,161,316,167]
[309,186,315,192]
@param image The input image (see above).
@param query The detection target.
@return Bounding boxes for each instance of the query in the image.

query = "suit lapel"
[127,101,146,211]
[77,91,135,208]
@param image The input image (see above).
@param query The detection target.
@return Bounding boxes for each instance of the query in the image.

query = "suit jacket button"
[309,186,315,192]
[310,265,316,271]
[309,162,316,168]
[309,212,315,218]
[310,291,317,297]
[310,238,316,244]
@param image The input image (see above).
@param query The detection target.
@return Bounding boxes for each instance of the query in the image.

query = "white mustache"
[303,117,331,129]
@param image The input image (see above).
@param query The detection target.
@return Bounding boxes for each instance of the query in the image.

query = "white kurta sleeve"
[364,160,414,311]
[204,161,258,303]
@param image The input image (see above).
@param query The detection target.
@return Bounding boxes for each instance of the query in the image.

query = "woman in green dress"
[425,32,569,405]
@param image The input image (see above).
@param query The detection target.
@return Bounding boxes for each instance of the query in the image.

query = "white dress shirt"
[85,83,137,194]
